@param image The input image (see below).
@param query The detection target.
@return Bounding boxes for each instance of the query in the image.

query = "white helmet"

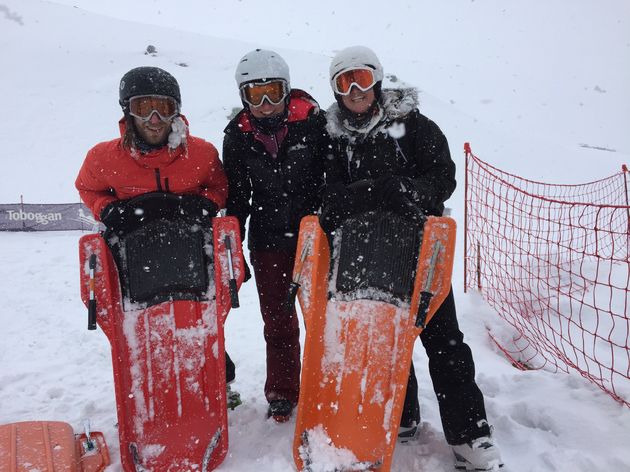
[235,49,291,88]
[329,46,384,91]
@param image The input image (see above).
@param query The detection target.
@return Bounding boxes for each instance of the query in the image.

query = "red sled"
[292,213,455,472]
[79,194,245,472]
[0,420,110,472]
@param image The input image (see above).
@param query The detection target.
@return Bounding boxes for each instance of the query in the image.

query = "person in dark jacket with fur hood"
[321,46,503,471]
[223,49,327,422]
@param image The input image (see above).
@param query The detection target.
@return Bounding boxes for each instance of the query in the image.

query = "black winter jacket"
[223,90,327,251]
[324,88,456,217]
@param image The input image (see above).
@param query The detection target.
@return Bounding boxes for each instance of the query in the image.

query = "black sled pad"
[333,212,423,303]
[113,219,211,306]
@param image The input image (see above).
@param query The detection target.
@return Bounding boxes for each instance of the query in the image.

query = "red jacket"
[76,116,227,220]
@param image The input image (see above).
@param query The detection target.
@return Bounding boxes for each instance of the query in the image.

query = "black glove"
[319,180,380,233]
[178,194,219,220]
[377,176,413,204]
[100,200,135,231]
[375,176,426,223]
[319,182,353,233]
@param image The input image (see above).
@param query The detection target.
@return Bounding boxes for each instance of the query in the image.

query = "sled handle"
[224,235,240,308]
[87,254,97,330]
[415,241,442,328]
[285,239,311,311]
[82,418,95,451]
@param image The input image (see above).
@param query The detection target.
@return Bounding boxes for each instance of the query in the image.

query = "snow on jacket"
[325,88,456,216]
[76,115,228,220]
[223,89,327,251]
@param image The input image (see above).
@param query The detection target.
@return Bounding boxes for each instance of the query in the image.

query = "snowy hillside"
[1,1,629,471]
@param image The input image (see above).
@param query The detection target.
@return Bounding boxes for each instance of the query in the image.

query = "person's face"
[133,112,172,146]
[341,85,376,115]
[248,100,286,119]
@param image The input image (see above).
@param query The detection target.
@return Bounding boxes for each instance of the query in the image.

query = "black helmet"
[119,66,181,109]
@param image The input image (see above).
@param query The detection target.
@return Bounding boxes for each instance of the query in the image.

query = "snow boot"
[397,421,419,444]
[268,399,293,423]
[452,434,503,471]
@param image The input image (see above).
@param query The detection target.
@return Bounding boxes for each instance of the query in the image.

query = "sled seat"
[0,421,109,472]
[115,219,211,306]
[334,212,423,302]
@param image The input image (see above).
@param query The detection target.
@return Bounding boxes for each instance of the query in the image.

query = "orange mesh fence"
[463,143,630,407]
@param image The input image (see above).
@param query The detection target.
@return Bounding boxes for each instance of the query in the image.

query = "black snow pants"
[400,288,491,445]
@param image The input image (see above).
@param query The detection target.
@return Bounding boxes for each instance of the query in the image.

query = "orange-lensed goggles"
[240,80,289,107]
[128,95,179,121]
[333,68,376,95]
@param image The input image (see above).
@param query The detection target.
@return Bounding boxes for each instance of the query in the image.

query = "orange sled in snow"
[292,213,455,472]
[78,193,245,472]
[0,420,110,472]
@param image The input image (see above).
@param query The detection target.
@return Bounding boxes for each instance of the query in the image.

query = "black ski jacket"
[324,88,456,217]
[223,90,327,251]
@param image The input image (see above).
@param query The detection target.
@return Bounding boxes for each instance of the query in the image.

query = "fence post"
[477,241,482,291]
[20,194,25,230]
[464,143,470,293]
[623,165,629,261]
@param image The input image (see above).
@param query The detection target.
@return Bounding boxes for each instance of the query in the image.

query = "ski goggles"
[332,68,377,95]
[128,95,180,122]
[239,80,289,107]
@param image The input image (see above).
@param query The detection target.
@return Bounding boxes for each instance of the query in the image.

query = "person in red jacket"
[75,66,240,407]
[76,66,227,223]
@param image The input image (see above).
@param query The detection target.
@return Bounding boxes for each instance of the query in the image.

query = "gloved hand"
[178,194,219,220]
[375,176,426,223]
[319,180,381,233]
[200,199,218,217]
[100,199,135,231]
[377,175,413,204]
[319,182,353,233]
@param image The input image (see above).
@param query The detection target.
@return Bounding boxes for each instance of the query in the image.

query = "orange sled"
[292,213,455,472]
[0,420,110,472]
[79,194,245,472]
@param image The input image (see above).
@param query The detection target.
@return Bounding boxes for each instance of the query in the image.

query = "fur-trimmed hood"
[326,87,419,138]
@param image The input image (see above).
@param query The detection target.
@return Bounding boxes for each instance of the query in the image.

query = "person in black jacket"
[223,49,327,422]
[321,46,503,471]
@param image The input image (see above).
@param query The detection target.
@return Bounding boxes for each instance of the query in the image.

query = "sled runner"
[79,193,245,472]
[292,213,456,472]
[0,420,110,472]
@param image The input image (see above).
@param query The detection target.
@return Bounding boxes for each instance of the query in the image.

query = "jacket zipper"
[154,169,163,191]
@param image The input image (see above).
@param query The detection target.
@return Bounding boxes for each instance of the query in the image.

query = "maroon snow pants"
[250,248,301,405]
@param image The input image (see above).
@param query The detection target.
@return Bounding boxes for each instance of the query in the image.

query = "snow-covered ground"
[1,1,629,471]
